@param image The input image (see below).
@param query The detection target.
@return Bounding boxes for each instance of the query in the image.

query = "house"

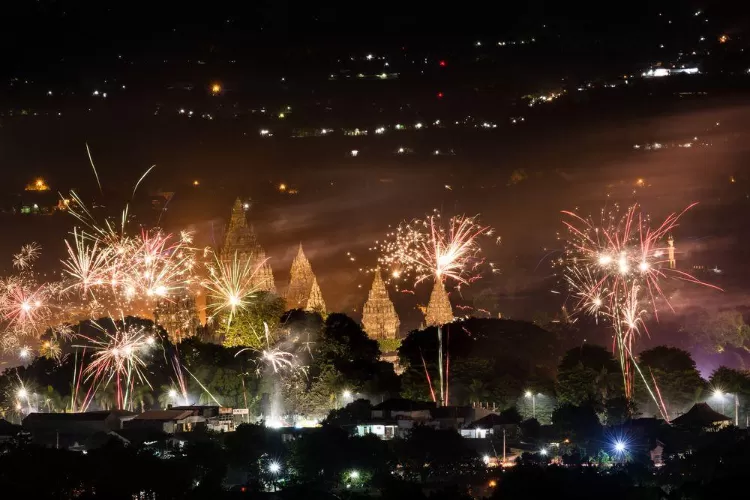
[0,419,21,443]
[125,409,204,434]
[650,439,665,466]
[671,403,732,431]
[431,406,476,430]
[170,405,235,432]
[22,410,135,448]
[461,413,519,439]
[356,399,437,440]
[371,398,435,420]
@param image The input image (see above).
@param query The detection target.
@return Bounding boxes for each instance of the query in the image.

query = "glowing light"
[525,391,532,398]
[211,83,222,94]
[483,455,491,464]
[268,461,281,474]
[540,448,548,456]
[17,388,28,399]
[614,441,626,453]
[713,389,724,399]
[350,150,359,157]
[561,202,721,412]
[349,470,360,479]
[343,390,352,399]
[278,183,287,192]
[168,389,178,399]
[193,180,200,186]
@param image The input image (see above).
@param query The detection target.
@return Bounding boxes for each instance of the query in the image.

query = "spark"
[377,211,493,287]
[13,243,41,270]
[560,202,720,413]
[204,251,263,325]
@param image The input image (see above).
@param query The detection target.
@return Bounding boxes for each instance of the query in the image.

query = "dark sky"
[2,1,750,346]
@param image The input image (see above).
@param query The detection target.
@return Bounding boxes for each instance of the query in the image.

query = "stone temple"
[424,280,454,327]
[221,198,276,293]
[285,245,326,314]
[361,268,400,339]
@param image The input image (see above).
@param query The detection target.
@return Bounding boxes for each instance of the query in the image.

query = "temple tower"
[220,198,276,293]
[667,235,676,269]
[362,269,400,339]
[154,292,201,343]
[286,245,326,314]
[424,280,454,327]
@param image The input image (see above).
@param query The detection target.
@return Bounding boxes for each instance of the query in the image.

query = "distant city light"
[211,83,222,94]
[279,183,287,192]
[350,150,359,157]
[366,54,374,60]
[439,60,446,67]
[193,180,200,186]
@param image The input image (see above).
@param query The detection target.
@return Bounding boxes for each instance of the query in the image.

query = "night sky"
[2,1,750,353]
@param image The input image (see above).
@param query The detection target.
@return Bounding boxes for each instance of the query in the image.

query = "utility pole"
[502,428,506,466]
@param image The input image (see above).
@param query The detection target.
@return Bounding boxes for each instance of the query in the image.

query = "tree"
[551,403,601,441]
[398,318,559,409]
[692,310,750,353]
[221,292,286,348]
[128,384,154,413]
[556,345,622,407]
[324,399,374,427]
[709,366,750,422]
[637,346,706,418]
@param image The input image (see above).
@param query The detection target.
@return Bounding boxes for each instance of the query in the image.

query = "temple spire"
[424,280,454,327]
[220,198,276,293]
[362,268,400,339]
[285,244,325,313]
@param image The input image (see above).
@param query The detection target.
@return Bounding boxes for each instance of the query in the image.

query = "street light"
[525,391,538,419]
[713,389,739,426]
[614,441,626,454]
[268,461,281,492]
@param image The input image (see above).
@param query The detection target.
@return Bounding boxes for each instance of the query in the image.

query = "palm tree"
[128,384,154,413]
[41,385,67,413]
[95,384,116,410]
[467,379,490,405]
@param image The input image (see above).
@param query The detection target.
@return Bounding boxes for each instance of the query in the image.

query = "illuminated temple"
[221,198,276,293]
[361,268,400,339]
[285,245,326,314]
[424,280,454,327]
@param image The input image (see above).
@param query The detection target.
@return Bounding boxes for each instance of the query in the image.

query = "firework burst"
[235,322,298,374]
[203,251,264,326]
[561,202,720,417]
[75,318,155,411]
[376,210,494,289]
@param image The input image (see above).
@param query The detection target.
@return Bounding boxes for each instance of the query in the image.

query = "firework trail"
[376,210,495,405]
[235,322,297,374]
[561,202,720,417]
[376,210,493,288]
[74,318,155,411]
